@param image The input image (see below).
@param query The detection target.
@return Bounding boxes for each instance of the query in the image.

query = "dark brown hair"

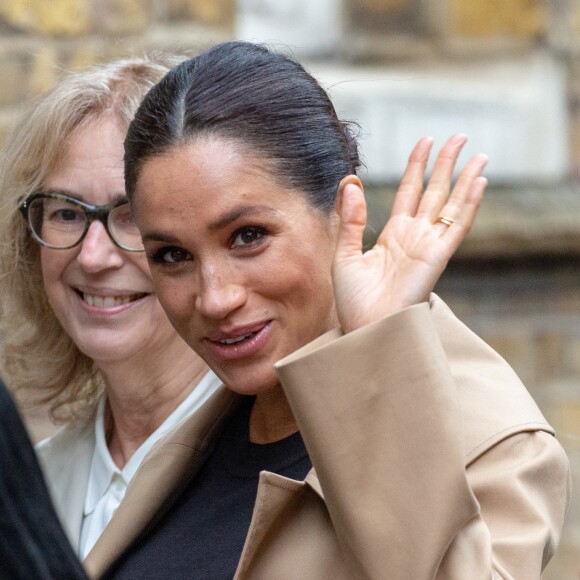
[125,41,360,213]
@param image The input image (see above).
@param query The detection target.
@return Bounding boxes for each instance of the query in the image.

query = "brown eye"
[149,247,192,264]
[231,227,266,248]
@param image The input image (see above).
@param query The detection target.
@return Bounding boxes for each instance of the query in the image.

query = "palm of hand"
[333,135,488,334]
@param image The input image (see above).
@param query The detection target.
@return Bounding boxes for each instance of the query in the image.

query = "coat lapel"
[235,472,306,578]
[84,386,239,578]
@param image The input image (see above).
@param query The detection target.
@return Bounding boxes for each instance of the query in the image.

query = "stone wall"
[1,0,579,577]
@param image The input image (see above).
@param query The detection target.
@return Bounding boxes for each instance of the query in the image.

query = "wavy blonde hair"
[0,54,181,422]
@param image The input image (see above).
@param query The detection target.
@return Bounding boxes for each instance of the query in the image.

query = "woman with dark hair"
[85,41,569,579]
[0,378,86,579]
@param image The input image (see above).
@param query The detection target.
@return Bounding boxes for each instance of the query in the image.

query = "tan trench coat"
[84,296,570,579]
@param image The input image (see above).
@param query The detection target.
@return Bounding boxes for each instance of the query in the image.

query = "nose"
[195,262,247,321]
[76,221,124,273]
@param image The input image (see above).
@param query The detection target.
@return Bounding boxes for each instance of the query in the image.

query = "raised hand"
[332,134,488,334]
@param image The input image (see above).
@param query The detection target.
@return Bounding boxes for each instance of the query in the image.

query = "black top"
[0,379,87,580]
[107,396,312,579]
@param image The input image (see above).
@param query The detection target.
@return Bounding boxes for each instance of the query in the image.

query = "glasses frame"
[19,192,144,252]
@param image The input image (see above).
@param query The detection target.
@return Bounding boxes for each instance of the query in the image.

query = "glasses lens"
[108,203,144,251]
[27,196,87,249]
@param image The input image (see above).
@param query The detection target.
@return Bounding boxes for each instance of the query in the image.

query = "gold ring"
[436,216,455,226]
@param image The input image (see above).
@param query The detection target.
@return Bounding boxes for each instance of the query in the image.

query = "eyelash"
[230,226,267,249]
[147,226,269,266]
[148,247,191,265]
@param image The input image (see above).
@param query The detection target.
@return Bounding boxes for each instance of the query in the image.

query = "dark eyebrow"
[141,205,281,245]
[208,205,280,232]
[142,231,181,244]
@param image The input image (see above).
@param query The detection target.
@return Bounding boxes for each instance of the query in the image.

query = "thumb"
[334,180,367,263]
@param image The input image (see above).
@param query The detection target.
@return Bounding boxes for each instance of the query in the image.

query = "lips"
[73,286,149,310]
[205,321,272,361]
[82,293,146,308]
[218,330,259,345]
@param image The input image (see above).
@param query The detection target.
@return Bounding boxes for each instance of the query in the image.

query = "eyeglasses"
[19,192,145,252]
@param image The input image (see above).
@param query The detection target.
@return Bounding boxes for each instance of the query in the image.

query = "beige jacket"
[85,296,570,579]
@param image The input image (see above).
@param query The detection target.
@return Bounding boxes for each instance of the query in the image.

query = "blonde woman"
[0,56,221,560]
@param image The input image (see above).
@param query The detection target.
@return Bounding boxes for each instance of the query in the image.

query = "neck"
[97,339,209,468]
[249,387,298,444]
[247,311,340,444]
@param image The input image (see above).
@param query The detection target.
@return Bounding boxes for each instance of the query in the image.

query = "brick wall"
[0,0,233,144]
[1,1,579,576]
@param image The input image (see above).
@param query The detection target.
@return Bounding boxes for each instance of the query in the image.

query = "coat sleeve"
[275,302,570,580]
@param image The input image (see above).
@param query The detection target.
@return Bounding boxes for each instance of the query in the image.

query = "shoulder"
[36,416,96,474]
[34,415,97,551]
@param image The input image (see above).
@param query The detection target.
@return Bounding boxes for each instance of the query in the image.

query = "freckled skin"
[133,136,340,396]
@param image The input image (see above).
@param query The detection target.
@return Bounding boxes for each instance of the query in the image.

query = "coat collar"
[84,386,240,577]
[83,385,324,578]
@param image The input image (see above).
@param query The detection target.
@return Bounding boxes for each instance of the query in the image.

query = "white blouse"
[79,371,222,559]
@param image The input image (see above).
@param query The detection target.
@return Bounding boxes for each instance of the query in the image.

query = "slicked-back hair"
[0,54,181,422]
[125,41,361,213]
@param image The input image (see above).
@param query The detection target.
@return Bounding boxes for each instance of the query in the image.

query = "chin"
[217,368,280,396]
[75,335,135,363]
[79,346,125,363]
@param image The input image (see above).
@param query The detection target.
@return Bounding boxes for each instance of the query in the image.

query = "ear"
[335,174,364,218]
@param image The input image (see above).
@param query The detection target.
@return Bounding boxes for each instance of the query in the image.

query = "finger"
[416,133,468,219]
[334,182,367,263]
[440,176,488,249]
[442,153,488,214]
[390,136,434,217]
[432,153,488,233]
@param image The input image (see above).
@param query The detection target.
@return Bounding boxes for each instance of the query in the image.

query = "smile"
[81,293,146,308]
[206,322,272,361]
[219,331,258,345]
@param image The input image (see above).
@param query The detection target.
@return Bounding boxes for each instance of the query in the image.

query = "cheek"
[39,248,66,293]
[269,244,334,309]
[39,250,71,327]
